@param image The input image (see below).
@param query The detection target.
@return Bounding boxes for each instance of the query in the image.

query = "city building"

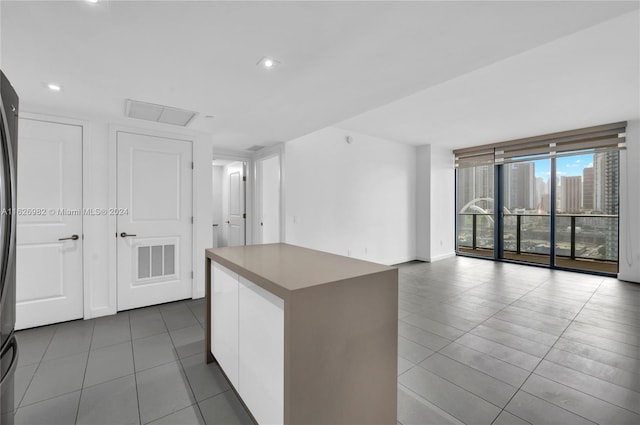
[561,175,583,213]
[583,166,595,210]
[504,162,535,210]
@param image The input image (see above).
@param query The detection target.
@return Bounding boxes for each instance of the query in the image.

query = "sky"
[534,153,593,182]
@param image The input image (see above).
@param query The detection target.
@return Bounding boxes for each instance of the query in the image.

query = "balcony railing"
[457,213,618,265]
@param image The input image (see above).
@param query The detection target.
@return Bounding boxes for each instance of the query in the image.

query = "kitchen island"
[205,243,398,425]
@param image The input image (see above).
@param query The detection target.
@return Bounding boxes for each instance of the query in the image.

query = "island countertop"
[206,243,395,300]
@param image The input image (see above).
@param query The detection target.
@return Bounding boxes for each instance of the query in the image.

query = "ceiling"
[1,1,638,150]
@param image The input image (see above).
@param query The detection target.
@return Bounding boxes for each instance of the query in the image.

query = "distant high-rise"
[594,151,619,214]
[561,176,582,213]
[593,151,619,260]
[458,164,494,209]
[535,176,548,212]
[583,167,594,210]
[504,162,535,210]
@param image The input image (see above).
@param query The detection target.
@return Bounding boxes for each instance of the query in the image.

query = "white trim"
[211,148,254,245]
[109,124,196,310]
[20,111,93,319]
[252,144,285,244]
[427,252,456,263]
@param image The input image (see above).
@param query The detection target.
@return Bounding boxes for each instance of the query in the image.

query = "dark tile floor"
[14,256,640,424]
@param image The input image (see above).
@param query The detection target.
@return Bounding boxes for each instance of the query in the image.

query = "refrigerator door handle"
[0,97,12,299]
[0,335,18,386]
[0,96,14,298]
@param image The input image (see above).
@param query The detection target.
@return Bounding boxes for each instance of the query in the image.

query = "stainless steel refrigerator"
[0,70,18,425]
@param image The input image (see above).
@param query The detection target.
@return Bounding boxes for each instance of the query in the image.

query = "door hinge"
[191,216,194,224]
[242,176,246,182]
[191,162,194,169]
[191,271,194,279]
[243,213,246,219]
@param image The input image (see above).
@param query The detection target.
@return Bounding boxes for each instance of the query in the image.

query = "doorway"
[16,118,83,329]
[256,154,281,244]
[212,159,247,248]
[116,131,193,311]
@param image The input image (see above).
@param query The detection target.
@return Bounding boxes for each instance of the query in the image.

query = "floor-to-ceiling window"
[457,164,495,258]
[454,123,625,275]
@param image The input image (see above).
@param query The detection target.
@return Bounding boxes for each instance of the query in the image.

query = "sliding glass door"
[500,158,551,265]
[456,164,494,258]
[554,151,619,273]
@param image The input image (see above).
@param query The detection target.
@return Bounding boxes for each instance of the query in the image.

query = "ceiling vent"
[246,145,265,152]
[125,99,198,127]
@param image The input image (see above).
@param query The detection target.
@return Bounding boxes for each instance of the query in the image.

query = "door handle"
[120,232,137,238]
[58,234,79,241]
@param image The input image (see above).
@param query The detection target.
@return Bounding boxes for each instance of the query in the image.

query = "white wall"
[260,155,281,243]
[416,145,430,261]
[416,144,455,262]
[212,165,223,247]
[429,145,456,260]
[619,119,640,283]
[285,127,416,265]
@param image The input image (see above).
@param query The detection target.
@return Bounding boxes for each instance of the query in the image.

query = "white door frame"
[19,111,90,322]
[212,148,254,245]
[109,125,195,312]
[252,144,285,244]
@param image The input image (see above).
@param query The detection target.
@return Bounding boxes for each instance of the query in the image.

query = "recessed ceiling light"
[205,115,215,119]
[47,83,62,92]
[257,56,281,70]
[86,0,99,3]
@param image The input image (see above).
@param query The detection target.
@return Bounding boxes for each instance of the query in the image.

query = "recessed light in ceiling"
[86,0,99,3]
[257,56,281,70]
[47,83,62,92]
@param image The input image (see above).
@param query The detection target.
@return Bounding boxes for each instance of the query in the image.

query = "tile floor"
[14,256,640,424]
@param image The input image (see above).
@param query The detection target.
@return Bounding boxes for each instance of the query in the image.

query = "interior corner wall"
[416,145,430,261]
[284,127,416,265]
[416,144,455,262]
[618,119,640,283]
[428,145,455,261]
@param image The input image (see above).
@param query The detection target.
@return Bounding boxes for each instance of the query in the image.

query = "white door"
[117,131,192,311]
[16,118,83,329]
[257,155,280,244]
[227,163,245,247]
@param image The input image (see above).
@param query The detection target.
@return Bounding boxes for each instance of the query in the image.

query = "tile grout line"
[175,304,212,425]
[489,277,607,425]
[155,302,202,424]
[74,319,97,425]
[15,324,59,411]
[125,312,143,425]
[398,269,554,423]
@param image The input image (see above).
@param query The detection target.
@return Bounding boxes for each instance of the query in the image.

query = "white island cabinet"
[211,263,284,424]
[206,243,398,425]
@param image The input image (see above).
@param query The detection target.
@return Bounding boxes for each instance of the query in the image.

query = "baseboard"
[427,252,456,263]
[86,306,117,320]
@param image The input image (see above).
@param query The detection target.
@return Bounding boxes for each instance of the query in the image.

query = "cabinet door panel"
[239,277,284,425]
[211,263,239,389]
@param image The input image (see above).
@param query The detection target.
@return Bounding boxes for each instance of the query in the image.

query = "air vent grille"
[246,145,265,152]
[125,99,198,127]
